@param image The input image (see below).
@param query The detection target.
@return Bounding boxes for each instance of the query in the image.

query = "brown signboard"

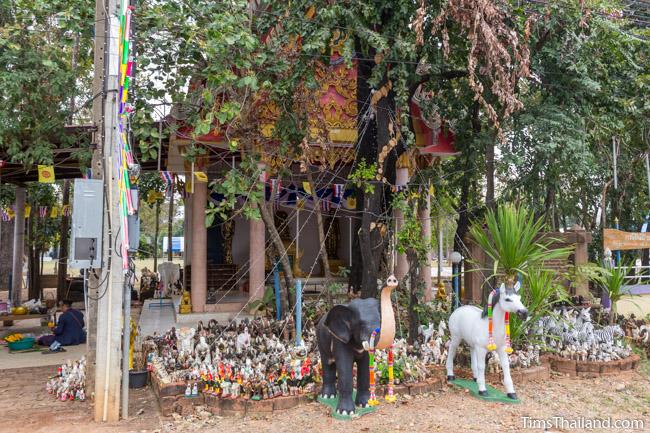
[603,229,650,251]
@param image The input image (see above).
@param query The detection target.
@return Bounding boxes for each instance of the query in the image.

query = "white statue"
[176,327,196,357]
[446,282,528,400]
[236,327,251,353]
[195,336,211,365]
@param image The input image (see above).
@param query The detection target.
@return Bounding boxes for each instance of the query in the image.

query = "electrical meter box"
[70,179,104,269]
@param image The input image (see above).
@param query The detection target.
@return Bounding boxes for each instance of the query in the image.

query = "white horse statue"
[446,281,528,400]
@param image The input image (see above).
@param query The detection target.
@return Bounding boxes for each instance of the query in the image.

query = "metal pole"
[295,279,302,346]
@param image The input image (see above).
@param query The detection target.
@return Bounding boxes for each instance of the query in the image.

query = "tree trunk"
[57,180,71,302]
[167,189,174,262]
[406,250,421,344]
[485,138,495,210]
[153,201,160,273]
[307,171,332,306]
[258,198,294,315]
[544,181,556,230]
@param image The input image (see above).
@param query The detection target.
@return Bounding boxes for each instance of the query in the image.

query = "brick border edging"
[543,354,641,378]
[150,372,446,417]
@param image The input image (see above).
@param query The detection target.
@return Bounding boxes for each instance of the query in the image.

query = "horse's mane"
[481,289,500,318]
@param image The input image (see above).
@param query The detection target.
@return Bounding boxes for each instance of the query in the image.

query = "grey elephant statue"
[316,275,397,415]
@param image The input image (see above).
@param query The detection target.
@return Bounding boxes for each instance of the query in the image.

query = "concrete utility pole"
[91,0,124,422]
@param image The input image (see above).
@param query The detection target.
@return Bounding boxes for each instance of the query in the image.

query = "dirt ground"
[1,362,648,433]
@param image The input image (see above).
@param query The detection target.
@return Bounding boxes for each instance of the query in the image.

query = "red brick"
[551,357,576,373]
[173,397,197,416]
[221,409,246,418]
[159,382,186,397]
[248,398,274,413]
[408,382,432,395]
[272,396,300,411]
[577,361,601,373]
[599,361,620,375]
[158,395,176,417]
[220,398,248,413]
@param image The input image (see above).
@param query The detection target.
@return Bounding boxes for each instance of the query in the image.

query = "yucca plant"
[469,204,574,286]
[510,269,570,346]
[591,260,637,324]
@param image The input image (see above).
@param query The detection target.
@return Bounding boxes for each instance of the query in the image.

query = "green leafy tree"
[0,0,94,165]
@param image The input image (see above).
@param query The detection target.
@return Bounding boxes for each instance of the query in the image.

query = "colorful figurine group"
[45,357,86,402]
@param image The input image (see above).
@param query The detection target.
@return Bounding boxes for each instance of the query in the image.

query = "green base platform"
[317,391,377,420]
[450,378,520,404]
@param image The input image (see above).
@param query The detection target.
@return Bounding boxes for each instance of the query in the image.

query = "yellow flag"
[302,181,312,195]
[296,199,305,210]
[346,196,357,209]
[7,208,15,220]
[38,165,55,183]
[24,205,31,217]
[194,171,208,183]
[50,207,59,218]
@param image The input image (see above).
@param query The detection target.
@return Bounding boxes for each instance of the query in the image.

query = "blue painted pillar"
[614,218,622,266]
[295,279,302,346]
[273,260,281,321]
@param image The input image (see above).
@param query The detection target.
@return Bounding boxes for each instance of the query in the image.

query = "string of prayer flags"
[302,181,312,195]
[50,207,59,218]
[38,165,55,183]
[39,207,48,218]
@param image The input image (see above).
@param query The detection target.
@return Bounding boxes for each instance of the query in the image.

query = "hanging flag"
[194,171,208,182]
[39,206,48,218]
[50,206,59,218]
[321,200,331,212]
[62,205,71,217]
[346,196,357,209]
[160,171,174,196]
[38,165,55,183]
[7,207,15,220]
[302,181,312,195]
[296,198,305,210]
[1,209,9,222]
[24,204,31,218]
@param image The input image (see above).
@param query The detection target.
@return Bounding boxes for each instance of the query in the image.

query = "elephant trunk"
[374,282,396,350]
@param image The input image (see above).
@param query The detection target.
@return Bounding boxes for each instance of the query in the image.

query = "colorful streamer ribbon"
[368,328,379,406]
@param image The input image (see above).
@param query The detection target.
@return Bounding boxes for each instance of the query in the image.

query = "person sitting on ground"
[38,300,86,347]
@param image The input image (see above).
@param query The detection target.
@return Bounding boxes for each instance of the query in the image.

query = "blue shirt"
[53,309,86,346]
